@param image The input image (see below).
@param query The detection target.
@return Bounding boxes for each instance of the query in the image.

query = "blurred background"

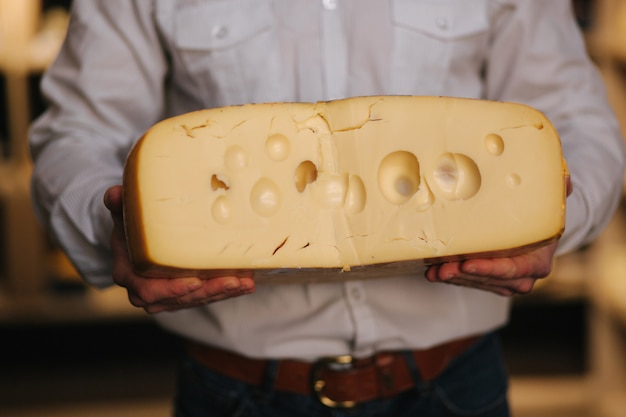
[1,0,626,416]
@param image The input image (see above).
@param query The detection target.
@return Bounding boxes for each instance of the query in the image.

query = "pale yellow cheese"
[123,96,567,283]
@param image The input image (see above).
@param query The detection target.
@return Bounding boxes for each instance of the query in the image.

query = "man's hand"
[425,175,571,296]
[424,241,558,296]
[104,185,255,314]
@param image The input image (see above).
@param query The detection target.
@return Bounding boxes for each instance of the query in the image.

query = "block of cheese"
[123,96,567,283]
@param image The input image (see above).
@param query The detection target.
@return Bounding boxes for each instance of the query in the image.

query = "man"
[30,1,624,416]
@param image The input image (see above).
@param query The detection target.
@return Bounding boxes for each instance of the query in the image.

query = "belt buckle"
[311,355,357,408]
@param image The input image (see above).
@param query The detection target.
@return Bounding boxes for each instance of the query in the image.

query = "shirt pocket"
[389,0,490,97]
[173,0,288,106]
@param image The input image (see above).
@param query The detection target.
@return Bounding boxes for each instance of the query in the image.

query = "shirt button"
[322,0,337,11]
[436,16,448,30]
[350,287,364,302]
[212,25,229,39]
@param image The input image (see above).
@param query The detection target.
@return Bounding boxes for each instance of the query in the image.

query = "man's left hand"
[424,240,558,296]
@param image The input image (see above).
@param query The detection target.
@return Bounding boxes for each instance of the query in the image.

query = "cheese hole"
[250,177,281,217]
[345,175,366,214]
[295,160,318,193]
[211,196,232,224]
[378,151,421,205]
[485,134,504,156]
[507,173,522,187]
[433,153,481,200]
[315,175,348,208]
[266,133,290,161]
[211,174,230,191]
[225,145,248,171]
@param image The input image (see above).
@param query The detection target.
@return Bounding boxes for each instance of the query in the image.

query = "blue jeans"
[173,333,510,417]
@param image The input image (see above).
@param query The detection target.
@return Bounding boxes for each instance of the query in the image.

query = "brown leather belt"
[186,334,480,408]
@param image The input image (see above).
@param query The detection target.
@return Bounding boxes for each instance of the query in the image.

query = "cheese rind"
[123,96,567,283]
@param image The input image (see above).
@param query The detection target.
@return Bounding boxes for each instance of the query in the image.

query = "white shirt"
[29,0,624,360]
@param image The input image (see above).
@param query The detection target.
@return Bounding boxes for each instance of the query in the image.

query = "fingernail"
[186,280,202,292]
[223,279,241,291]
[442,272,455,281]
[240,281,255,293]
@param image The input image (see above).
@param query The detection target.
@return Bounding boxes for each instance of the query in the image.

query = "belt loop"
[254,359,279,403]
[401,351,431,396]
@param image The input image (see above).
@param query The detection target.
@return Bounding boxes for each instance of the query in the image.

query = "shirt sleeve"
[485,0,625,255]
[29,1,168,287]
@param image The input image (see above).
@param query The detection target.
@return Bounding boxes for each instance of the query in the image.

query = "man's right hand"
[104,185,256,314]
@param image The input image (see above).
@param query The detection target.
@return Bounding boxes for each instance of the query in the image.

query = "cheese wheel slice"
[123,96,567,283]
